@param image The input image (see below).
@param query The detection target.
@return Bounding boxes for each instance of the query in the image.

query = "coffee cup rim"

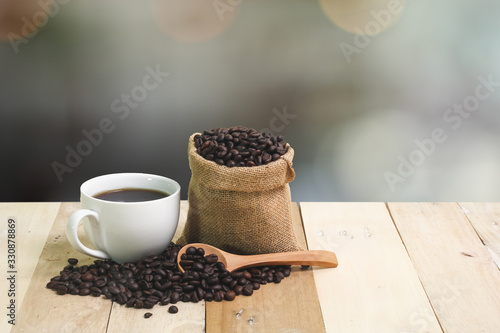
[80,173,180,205]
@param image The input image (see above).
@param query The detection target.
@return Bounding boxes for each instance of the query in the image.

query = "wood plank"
[300,202,441,333]
[12,203,112,333]
[172,201,190,244]
[387,202,500,332]
[205,203,326,333]
[459,202,500,268]
[0,203,61,333]
[106,201,205,333]
[106,301,205,333]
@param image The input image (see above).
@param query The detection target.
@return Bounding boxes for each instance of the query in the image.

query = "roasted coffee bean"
[47,243,294,311]
[207,277,219,285]
[56,285,68,295]
[183,284,195,293]
[126,298,136,307]
[68,258,78,266]
[146,296,159,304]
[205,254,218,264]
[197,287,205,300]
[186,246,197,255]
[242,284,254,296]
[179,260,194,269]
[159,281,172,291]
[211,284,222,292]
[229,280,238,289]
[139,280,151,290]
[115,293,126,304]
[46,281,58,289]
[224,290,236,301]
[79,282,92,289]
[134,299,144,309]
[231,271,243,278]
[262,153,272,164]
[221,276,233,285]
[170,292,180,304]
[90,287,102,296]
[127,282,139,291]
[108,286,120,295]
[204,292,214,302]
[194,127,289,167]
[169,275,181,282]
[192,262,204,271]
[168,305,178,314]
[233,285,243,296]
[144,312,153,319]
[81,271,94,282]
[190,291,199,303]
[94,279,106,288]
[79,288,91,296]
[213,291,223,302]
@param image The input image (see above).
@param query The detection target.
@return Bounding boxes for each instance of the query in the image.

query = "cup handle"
[66,209,111,260]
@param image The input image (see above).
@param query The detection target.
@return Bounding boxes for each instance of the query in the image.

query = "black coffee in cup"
[94,188,169,202]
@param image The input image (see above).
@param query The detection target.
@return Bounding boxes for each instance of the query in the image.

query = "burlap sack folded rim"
[188,133,295,192]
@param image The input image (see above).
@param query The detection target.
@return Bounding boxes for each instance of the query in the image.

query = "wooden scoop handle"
[231,250,338,271]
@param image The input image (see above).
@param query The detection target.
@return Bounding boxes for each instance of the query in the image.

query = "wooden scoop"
[177,243,338,273]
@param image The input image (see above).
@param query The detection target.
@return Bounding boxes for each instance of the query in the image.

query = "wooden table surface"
[1,202,500,333]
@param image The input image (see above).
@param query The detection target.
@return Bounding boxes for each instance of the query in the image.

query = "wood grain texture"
[12,203,111,333]
[8,201,500,333]
[106,302,205,333]
[172,201,189,244]
[205,203,326,333]
[388,202,500,333]
[300,202,441,333]
[459,202,500,268]
[0,202,61,333]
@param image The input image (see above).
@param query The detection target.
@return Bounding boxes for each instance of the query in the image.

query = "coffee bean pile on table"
[46,243,292,313]
[194,126,289,167]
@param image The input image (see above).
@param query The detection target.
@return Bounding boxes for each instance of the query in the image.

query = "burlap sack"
[178,133,304,254]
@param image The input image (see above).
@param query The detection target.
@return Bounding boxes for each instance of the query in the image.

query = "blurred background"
[1,0,500,202]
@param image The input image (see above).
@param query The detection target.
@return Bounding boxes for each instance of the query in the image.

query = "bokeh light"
[151,0,237,43]
[0,0,53,41]
[319,0,407,35]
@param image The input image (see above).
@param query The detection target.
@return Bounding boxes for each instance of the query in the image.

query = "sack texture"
[178,133,304,254]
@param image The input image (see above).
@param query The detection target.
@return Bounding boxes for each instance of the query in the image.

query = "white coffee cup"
[66,173,180,263]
